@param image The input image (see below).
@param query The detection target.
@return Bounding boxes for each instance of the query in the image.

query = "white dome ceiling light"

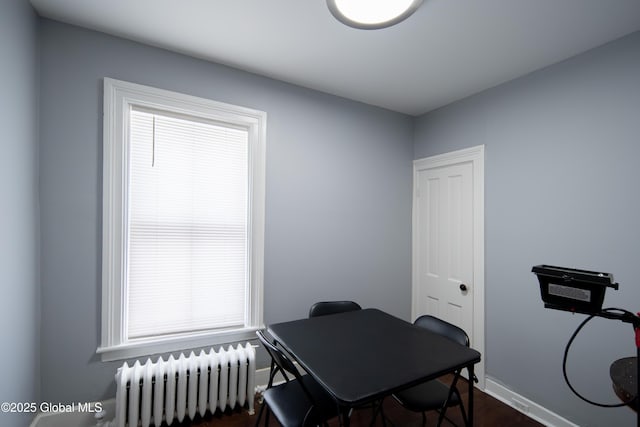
[326,0,424,30]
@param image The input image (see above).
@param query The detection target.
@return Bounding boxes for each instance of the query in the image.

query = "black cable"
[562,307,637,408]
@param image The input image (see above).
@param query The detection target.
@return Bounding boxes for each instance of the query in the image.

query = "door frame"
[411,145,485,389]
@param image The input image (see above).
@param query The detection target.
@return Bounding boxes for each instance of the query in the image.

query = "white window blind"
[127,108,249,339]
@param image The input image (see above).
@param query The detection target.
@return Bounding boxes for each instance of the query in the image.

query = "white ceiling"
[30,0,640,116]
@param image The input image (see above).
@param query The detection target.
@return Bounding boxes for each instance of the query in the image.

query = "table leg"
[468,365,475,427]
[341,407,351,427]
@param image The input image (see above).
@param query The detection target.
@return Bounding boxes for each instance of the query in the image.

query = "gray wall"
[38,20,413,403]
[414,31,640,426]
[0,1,40,426]
[24,11,640,427]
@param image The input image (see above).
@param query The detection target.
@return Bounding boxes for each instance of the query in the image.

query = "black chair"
[392,315,475,427]
[308,301,362,318]
[255,330,339,427]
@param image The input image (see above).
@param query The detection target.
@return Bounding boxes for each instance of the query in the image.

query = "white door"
[412,145,485,387]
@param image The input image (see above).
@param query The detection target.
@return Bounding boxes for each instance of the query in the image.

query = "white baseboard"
[36,370,572,427]
[255,365,272,393]
[30,399,115,427]
[255,362,302,393]
[484,378,578,427]
[259,367,577,427]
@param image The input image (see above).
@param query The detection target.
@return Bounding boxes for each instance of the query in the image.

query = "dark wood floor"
[173,377,544,427]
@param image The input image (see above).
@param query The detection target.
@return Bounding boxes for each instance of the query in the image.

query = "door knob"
[459,283,468,292]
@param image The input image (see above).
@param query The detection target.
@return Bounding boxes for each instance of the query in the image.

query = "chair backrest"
[413,315,469,347]
[308,300,362,318]
[256,330,304,385]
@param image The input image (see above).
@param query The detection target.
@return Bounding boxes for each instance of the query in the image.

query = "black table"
[267,308,482,426]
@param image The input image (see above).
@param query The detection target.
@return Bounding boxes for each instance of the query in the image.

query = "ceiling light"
[327,0,424,30]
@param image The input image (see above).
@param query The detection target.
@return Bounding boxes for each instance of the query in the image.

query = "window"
[98,78,265,361]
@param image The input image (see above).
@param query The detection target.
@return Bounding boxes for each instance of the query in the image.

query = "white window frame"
[98,78,266,362]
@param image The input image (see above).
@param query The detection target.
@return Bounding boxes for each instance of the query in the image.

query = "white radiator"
[113,343,256,427]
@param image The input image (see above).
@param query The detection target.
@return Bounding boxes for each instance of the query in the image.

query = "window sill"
[97,326,261,362]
